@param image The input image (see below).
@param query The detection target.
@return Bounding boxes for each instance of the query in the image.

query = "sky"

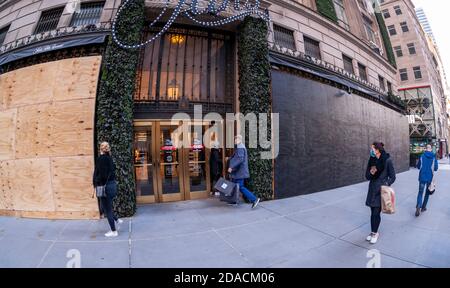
[412,0,450,88]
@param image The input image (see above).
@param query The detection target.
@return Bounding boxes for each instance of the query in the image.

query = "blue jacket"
[417,151,438,183]
[228,143,250,179]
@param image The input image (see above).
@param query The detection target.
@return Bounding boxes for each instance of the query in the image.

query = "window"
[379,75,386,91]
[394,46,403,57]
[273,24,296,50]
[400,22,409,33]
[400,68,408,81]
[388,25,397,36]
[358,63,367,81]
[394,5,402,15]
[135,28,232,103]
[70,2,105,26]
[407,43,416,55]
[304,36,321,60]
[387,81,393,94]
[34,7,64,34]
[343,54,354,74]
[413,66,422,79]
[0,25,9,45]
[333,0,349,30]
[363,17,375,43]
[382,9,390,18]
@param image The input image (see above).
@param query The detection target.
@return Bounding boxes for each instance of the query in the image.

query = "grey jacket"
[229,143,250,179]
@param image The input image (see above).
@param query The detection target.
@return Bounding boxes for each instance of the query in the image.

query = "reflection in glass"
[134,128,154,196]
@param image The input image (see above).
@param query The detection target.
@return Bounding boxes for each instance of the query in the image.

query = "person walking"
[227,135,260,209]
[93,142,123,237]
[415,144,438,217]
[365,142,396,244]
[209,141,223,196]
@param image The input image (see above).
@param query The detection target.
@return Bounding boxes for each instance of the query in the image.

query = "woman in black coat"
[93,142,122,237]
[365,142,396,244]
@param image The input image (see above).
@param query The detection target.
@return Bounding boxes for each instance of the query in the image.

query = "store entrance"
[133,121,223,204]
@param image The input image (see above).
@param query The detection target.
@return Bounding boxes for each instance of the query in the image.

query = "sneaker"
[421,207,427,213]
[105,230,118,237]
[116,219,123,225]
[366,233,375,242]
[415,208,421,217]
[252,198,260,209]
[370,233,379,244]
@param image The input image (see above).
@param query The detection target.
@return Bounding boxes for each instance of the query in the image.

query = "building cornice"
[268,0,398,74]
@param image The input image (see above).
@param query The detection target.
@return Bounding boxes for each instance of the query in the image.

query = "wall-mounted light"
[167,79,180,100]
[170,34,185,45]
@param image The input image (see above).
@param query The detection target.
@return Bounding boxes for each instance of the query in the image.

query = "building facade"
[0,0,409,219]
[380,0,448,163]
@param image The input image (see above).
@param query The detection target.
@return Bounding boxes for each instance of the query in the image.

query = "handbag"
[94,172,111,198]
[428,156,437,195]
[381,185,396,214]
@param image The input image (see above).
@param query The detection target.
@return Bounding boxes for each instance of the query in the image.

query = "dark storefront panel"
[272,70,410,198]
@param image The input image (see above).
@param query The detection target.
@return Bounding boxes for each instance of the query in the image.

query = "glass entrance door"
[133,120,222,204]
[156,122,184,202]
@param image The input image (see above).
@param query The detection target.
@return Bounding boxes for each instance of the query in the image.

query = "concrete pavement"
[1,163,450,268]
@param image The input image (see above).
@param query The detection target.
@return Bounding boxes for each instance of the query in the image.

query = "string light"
[112,0,271,49]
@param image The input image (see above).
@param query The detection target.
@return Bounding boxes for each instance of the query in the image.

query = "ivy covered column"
[95,0,144,217]
[238,16,274,200]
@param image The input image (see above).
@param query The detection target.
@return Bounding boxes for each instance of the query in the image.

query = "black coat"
[365,154,396,208]
[93,154,116,187]
[209,148,222,181]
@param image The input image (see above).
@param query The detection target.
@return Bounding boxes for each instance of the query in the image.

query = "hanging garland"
[111,0,270,49]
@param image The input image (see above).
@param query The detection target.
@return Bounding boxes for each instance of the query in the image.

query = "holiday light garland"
[112,0,270,49]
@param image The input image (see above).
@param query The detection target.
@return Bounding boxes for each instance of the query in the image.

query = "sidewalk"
[1,165,450,268]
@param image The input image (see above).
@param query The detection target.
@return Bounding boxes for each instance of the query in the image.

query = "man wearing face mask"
[227,135,260,209]
[415,144,438,217]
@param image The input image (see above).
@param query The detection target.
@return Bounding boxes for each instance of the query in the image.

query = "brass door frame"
[182,121,211,201]
[134,120,220,204]
[134,122,158,204]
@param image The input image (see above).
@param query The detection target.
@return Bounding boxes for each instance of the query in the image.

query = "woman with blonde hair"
[93,142,122,237]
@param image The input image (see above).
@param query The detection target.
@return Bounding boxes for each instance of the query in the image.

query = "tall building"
[415,7,436,44]
[381,0,448,163]
[0,0,409,219]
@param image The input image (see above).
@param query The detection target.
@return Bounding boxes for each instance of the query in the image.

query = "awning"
[269,51,381,99]
[0,33,107,66]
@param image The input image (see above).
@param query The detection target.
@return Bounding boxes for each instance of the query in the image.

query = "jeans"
[371,207,382,233]
[232,179,257,203]
[100,180,118,231]
[416,182,431,209]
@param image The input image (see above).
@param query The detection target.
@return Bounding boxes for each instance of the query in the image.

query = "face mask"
[370,149,376,157]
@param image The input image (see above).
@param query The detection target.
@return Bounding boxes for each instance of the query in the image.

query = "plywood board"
[12,158,54,212]
[3,62,57,109]
[0,160,14,210]
[53,56,101,102]
[51,156,98,212]
[0,109,16,160]
[15,99,95,158]
[48,99,95,157]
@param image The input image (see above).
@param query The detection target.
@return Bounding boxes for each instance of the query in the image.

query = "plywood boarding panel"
[48,99,95,157]
[0,109,16,161]
[0,160,14,210]
[0,56,101,109]
[12,158,54,212]
[3,63,57,109]
[51,156,98,212]
[15,99,95,159]
[53,56,101,102]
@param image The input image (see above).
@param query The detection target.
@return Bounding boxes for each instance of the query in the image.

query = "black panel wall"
[272,70,410,198]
